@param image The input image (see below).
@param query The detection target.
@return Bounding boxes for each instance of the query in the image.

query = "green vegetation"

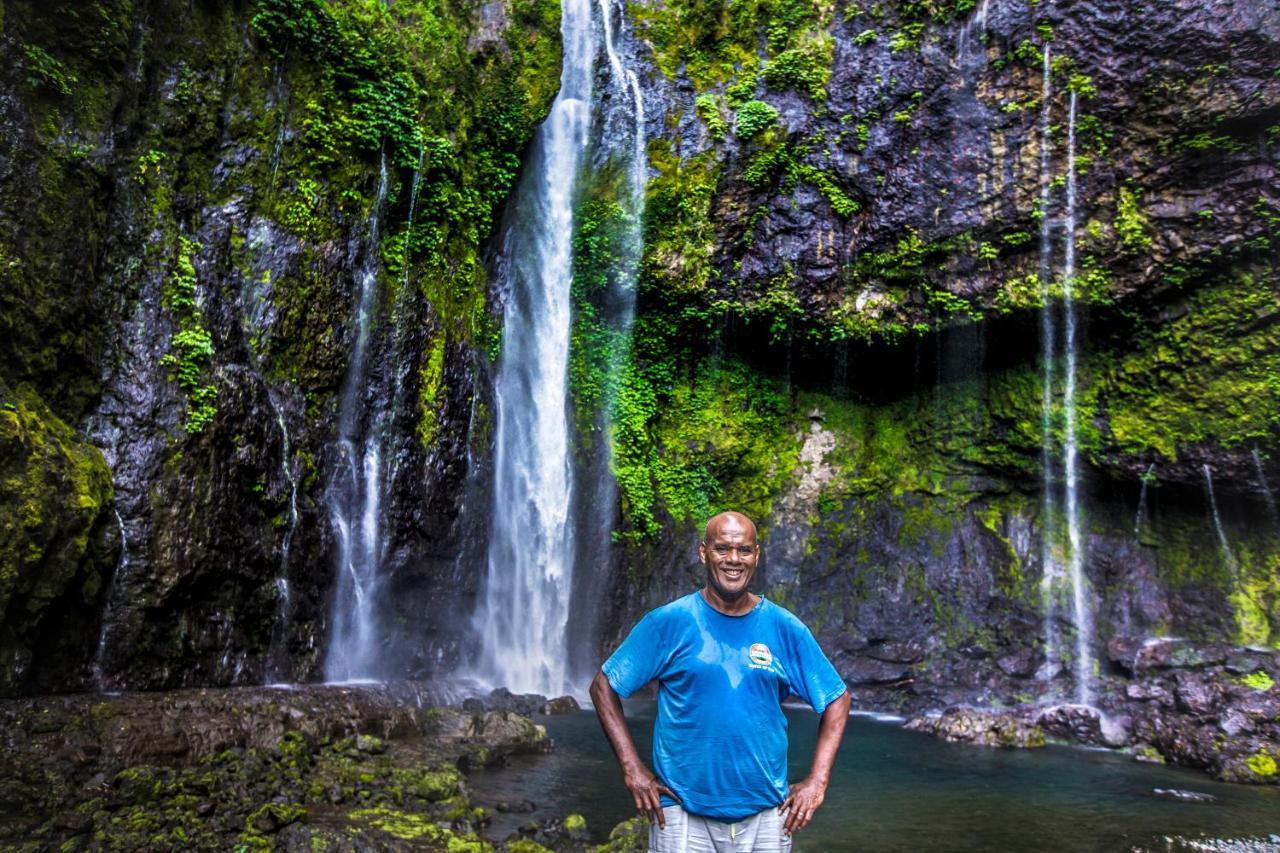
[159,238,218,434]
[1246,752,1277,778]
[0,382,112,691]
[760,33,835,100]
[1240,670,1275,691]
[1114,185,1154,253]
[736,99,780,139]
[631,0,835,91]
[1099,266,1280,460]
[695,93,729,140]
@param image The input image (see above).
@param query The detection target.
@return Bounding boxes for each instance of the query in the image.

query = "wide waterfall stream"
[470,706,1280,851]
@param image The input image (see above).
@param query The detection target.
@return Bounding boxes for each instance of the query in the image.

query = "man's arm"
[589,670,680,829]
[780,690,851,836]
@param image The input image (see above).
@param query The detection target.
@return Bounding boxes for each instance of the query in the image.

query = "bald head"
[703,511,757,543]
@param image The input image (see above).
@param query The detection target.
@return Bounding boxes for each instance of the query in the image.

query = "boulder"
[904,708,1045,749]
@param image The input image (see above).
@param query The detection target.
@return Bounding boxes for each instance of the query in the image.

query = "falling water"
[1062,90,1093,706]
[387,148,426,487]
[267,64,288,195]
[264,402,299,682]
[599,0,648,216]
[1203,464,1240,577]
[1251,447,1279,524]
[1134,463,1155,538]
[403,148,424,294]
[558,0,649,684]
[472,0,597,696]
[1036,44,1062,680]
[90,510,129,691]
[955,0,991,65]
[324,152,390,683]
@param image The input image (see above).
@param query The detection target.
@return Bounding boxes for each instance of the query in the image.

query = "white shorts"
[649,804,794,853]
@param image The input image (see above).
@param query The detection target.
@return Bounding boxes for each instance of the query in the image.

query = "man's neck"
[700,586,759,616]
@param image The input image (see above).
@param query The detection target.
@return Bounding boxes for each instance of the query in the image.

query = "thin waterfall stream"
[1037,67,1094,705]
[1251,447,1279,525]
[1036,44,1061,683]
[1062,90,1093,706]
[90,509,129,691]
[264,398,299,683]
[1133,462,1155,538]
[324,152,391,683]
[1203,464,1240,578]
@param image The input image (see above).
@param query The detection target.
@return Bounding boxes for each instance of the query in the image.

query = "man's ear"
[697,541,707,565]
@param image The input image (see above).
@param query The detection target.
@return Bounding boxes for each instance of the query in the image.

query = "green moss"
[613,358,801,539]
[246,801,307,832]
[630,0,832,91]
[564,813,587,832]
[0,382,112,689]
[1240,670,1275,691]
[417,334,447,449]
[1245,752,1277,778]
[1230,567,1280,648]
[1100,266,1280,460]
[506,841,555,853]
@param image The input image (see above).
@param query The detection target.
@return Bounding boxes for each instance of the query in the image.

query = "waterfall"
[473,0,596,696]
[267,64,288,196]
[1036,67,1094,704]
[599,0,648,218]
[1203,464,1239,577]
[473,0,646,695]
[955,0,991,65]
[1134,463,1155,538]
[90,509,129,691]
[264,400,299,683]
[1036,45,1062,681]
[387,148,426,492]
[1251,447,1279,525]
[1062,90,1093,706]
[324,152,390,683]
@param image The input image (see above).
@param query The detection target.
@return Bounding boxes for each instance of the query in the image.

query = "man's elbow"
[588,669,611,702]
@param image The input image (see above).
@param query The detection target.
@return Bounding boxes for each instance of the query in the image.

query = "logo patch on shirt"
[748,643,773,668]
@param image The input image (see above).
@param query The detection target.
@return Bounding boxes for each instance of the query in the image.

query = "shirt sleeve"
[786,623,848,714]
[601,610,666,698]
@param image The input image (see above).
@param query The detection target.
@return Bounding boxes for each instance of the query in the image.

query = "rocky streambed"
[902,638,1280,785]
[0,683,645,852]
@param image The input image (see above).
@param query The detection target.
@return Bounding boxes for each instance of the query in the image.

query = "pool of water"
[468,703,1280,851]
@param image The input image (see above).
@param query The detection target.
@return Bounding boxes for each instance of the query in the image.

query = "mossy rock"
[594,816,649,853]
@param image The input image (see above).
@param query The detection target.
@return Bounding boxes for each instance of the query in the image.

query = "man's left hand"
[780,775,827,836]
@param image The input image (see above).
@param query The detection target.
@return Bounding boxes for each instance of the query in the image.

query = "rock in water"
[546,695,581,715]
[904,708,1046,748]
[1037,704,1105,746]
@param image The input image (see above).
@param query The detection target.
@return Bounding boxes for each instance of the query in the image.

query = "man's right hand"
[591,671,681,829]
[622,762,680,828]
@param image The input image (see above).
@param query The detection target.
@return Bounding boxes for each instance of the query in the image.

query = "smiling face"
[698,512,760,612]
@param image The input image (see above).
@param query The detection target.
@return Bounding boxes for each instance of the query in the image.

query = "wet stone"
[546,695,581,715]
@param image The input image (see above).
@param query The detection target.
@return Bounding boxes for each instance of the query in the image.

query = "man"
[590,511,851,852]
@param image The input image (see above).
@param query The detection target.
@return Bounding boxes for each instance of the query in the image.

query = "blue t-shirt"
[602,591,847,821]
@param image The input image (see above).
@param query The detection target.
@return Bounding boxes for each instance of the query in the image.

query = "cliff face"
[0,0,561,692]
[0,0,1276,722]
[594,0,1280,714]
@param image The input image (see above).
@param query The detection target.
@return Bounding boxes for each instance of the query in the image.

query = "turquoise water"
[469,703,1280,851]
